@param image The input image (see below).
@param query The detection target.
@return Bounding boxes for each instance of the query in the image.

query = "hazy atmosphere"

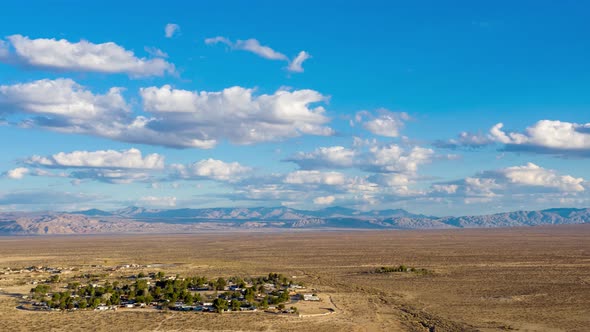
[1,1,589,216]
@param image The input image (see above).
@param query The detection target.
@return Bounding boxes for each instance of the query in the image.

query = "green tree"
[110,293,120,305]
[231,300,242,311]
[90,297,101,309]
[244,287,255,303]
[215,277,227,291]
[260,297,269,309]
[212,298,228,313]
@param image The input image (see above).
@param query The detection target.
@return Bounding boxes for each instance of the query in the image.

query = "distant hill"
[0,206,588,235]
[69,209,113,216]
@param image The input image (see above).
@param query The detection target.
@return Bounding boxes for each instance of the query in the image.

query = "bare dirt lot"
[0,225,589,331]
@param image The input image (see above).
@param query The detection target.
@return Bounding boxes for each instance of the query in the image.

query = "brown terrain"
[0,225,589,331]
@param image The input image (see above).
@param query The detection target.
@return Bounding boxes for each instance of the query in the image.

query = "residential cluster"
[25,271,320,314]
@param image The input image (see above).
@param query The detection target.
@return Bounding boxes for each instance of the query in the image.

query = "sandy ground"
[0,225,589,331]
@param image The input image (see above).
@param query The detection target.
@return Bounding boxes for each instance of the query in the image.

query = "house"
[302,294,320,301]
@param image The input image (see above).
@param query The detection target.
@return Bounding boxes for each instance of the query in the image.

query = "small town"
[15,266,321,315]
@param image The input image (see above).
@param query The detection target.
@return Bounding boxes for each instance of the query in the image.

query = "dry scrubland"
[0,225,589,332]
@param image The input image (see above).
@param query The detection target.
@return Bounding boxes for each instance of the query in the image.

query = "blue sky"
[1,1,589,215]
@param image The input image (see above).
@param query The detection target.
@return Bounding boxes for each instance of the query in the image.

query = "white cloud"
[25,148,165,169]
[369,173,411,187]
[438,119,590,156]
[464,177,502,197]
[434,131,493,149]
[164,24,180,38]
[502,162,585,192]
[1,79,333,149]
[286,141,433,174]
[206,36,310,73]
[429,163,585,206]
[313,195,335,205]
[206,36,287,60]
[2,35,175,77]
[286,146,356,169]
[0,78,129,120]
[355,110,409,137]
[284,170,346,186]
[5,167,29,179]
[366,144,433,173]
[489,120,590,156]
[171,159,251,182]
[204,36,231,45]
[69,169,151,184]
[139,196,177,207]
[19,149,164,184]
[431,184,459,194]
[144,46,168,58]
[234,39,288,60]
[287,51,311,73]
[0,40,8,58]
[139,85,333,145]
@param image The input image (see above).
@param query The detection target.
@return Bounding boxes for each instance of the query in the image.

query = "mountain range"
[0,206,588,235]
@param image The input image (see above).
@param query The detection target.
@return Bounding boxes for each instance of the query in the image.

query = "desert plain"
[0,225,588,332]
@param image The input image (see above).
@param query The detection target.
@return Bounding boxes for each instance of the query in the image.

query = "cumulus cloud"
[139,85,333,145]
[247,139,438,207]
[490,120,590,156]
[1,35,175,77]
[438,120,590,157]
[25,148,164,169]
[431,184,459,194]
[205,36,310,72]
[171,159,251,182]
[19,148,164,184]
[463,177,503,197]
[4,167,29,179]
[368,173,411,187]
[430,163,585,205]
[0,78,129,120]
[286,141,433,175]
[285,146,356,169]
[501,163,584,192]
[284,170,346,186]
[1,79,333,149]
[355,109,409,137]
[164,23,180,38]
[69,169,152,184]
[365,145,433,173]
[139,196,177,207]
[313,195,335,205]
